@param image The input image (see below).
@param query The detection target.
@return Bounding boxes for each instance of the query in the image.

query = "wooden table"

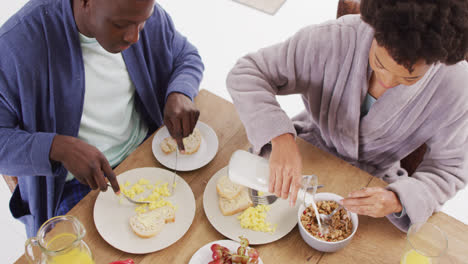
[15,90,468,263]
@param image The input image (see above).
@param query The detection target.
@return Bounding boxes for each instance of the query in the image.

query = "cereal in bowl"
[300,200,352,242]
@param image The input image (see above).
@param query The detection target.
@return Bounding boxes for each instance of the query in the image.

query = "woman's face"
[369,39,431,89]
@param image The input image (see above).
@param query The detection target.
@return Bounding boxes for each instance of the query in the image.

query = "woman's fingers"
[289,175,301,206]
[281,170,293,199]
[274,167,284,197]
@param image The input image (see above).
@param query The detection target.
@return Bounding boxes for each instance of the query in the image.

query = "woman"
[226,0,468,231]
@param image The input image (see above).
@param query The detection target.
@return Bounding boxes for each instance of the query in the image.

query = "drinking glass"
[401,222,448,264]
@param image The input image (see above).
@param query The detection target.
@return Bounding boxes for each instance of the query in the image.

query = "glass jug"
[25,215,95,264]
[228,149,320,205]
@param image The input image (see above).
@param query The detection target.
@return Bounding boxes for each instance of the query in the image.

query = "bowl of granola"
[297,192,358,252]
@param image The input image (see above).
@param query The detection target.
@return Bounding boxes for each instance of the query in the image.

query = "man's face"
[83,0,155,53]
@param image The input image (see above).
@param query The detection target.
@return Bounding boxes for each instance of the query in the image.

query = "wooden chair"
[3,175,18,193]
[337,0,426,175]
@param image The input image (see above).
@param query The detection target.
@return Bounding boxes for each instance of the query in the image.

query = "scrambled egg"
[237,205,276,233]
[119,178,176,214]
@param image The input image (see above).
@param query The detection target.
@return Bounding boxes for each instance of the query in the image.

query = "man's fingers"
[193,110,200,127]
[190,111,199,134]
[171,118,185,151]
[164,117,174,135]
[102,159,120,194]
[94,168,108,192]
[86,176,98,190]
[182,114,191,138]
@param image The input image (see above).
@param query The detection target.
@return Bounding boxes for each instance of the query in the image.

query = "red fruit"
[247,258,259,264]
[211,243,221,252]
[208,259,224,264]
[232,255,249,264]
[303,210,307,215]
[239,236,249,248]
[237,246,246,256]
[221,246,230,254]
[247,248,259,259]
[212,250,223,260]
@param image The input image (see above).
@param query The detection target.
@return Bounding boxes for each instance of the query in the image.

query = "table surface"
[15,90,468,264]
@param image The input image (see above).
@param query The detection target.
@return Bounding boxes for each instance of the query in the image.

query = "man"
[0,0,204,237]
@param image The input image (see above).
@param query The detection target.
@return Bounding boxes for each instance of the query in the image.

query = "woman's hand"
[269,133,303,206]
[341,187,403,217]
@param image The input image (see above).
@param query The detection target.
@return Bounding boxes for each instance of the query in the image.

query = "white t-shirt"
[65,34,148,181]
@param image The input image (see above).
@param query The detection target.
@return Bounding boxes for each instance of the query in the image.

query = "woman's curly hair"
[361,0,468,72]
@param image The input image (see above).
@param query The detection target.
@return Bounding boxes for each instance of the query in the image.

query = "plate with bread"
[94,167,196,254]
[152,121,218,171]
[203,167,298,245]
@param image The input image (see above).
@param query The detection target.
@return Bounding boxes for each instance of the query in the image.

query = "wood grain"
[15,90,468,264]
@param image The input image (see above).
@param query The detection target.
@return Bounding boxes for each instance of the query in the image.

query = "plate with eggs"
[152,121,219,171]
[93,167,196,254]
[203,166,298,245]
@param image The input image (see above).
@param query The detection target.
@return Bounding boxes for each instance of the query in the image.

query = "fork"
[170,149,178,196]
[248,188,278,206]
[318,204,347,224]
[248,184,325,206]
[108,183,150,205]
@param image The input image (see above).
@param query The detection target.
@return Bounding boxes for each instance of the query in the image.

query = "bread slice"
[129,206,176,238]
[218,188,253,216]
[159,206,176,223]
[160,137,178,154]
[216,175,243,199]
[129,211,165,238]
[160,128,202,155]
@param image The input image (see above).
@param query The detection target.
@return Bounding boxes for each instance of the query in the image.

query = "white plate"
[203,167,298,245]
[189,240,264,264]
[93,167,196,254]
[152,121,219,171]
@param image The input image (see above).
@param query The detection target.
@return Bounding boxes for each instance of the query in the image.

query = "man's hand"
[341,187,403,218]
[163,92,200,152]
[49,135,120,194]
[269,133,303,206]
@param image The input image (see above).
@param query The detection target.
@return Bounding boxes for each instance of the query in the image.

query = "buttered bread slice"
[219,188,253,216]
[129,206,176,238]
[216,174,243,199]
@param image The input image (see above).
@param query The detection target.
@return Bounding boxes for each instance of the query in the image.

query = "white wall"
[1,0,466,262]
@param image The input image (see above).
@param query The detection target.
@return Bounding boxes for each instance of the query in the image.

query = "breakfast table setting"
[15,90,468,264]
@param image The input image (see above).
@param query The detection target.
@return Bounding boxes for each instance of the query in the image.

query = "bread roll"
[160,128,202,155]
[129,206,176,238]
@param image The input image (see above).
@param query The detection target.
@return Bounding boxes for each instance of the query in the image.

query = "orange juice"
[401,249,432,264]
[47,233,94,264]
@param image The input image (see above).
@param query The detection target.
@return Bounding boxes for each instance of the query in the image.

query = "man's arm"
[0,72,56,177]
[155,5,204,150]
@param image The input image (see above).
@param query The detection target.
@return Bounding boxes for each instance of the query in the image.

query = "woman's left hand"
[341,187,403,218]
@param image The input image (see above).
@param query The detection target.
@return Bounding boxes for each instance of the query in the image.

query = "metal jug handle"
[25,237,40,264]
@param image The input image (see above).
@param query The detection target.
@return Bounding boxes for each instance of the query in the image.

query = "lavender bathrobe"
[226,15,468,231]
